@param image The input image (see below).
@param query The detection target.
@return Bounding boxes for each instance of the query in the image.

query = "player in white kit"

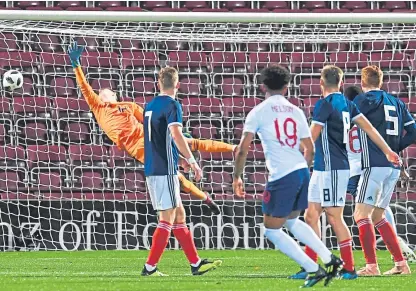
[344,85,416,263]
[233,65,342,288]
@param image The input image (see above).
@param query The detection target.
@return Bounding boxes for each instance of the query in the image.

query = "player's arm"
[233,110,257,198]
[167,101,202,181]
[309,99,332,142]
[399,102,416,151]
[67,41,102,109]
[353,115,401,166]
[132,103,144,123]
[298,110,315,166]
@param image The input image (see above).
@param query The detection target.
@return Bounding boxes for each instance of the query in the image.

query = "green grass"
[0,250,415,291]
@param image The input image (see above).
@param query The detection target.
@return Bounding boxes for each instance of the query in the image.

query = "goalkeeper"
[68,41,234,214]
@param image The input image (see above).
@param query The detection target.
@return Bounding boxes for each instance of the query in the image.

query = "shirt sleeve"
[243,109,259,134]
[74,66,103,110]
[132,102,144,123]
[312,99,332,125]
[353,94,370,115]
[298,109,311,139]
[350,101,363,122]
[166,100,183,127]
[399,101,416,151]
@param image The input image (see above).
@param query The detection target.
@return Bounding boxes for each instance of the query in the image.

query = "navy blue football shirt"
[354,90,415,169]
[312,92,362,171]
[144,95,182,176]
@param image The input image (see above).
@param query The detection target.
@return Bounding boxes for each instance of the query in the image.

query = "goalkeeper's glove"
[67,41,85,68]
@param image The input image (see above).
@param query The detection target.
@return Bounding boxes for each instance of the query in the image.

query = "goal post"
[0,11,415,252]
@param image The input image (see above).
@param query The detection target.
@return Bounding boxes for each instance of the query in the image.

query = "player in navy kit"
[344,85,416,264]
[233,65,343,288]
[293,65,401,280]
[141,67,221,276]
[353,66,416,276]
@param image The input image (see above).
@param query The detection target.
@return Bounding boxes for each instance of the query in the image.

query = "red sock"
[172,223,200,265]
[305,246,318,263]
[146,221,172,267]
[375,218,404,262]
[357,218,377,264]
[339,239,355,271]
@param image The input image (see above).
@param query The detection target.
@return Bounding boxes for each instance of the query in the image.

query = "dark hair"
[321,65,343,88]
[343,85,362,101]
[260,64,290,91]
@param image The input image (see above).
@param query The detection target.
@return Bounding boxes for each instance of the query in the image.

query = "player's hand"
[190,162,202,182]
[400,166,410,181]
[67,41,85,68]
[385,150,402,167]
[233,177,245,198]
[179,157,190,173]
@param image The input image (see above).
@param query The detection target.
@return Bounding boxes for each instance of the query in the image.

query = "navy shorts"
[347,175,360,197]
[262,168,310,218]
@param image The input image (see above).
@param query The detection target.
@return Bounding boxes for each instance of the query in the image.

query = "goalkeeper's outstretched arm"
[67,41,102,109]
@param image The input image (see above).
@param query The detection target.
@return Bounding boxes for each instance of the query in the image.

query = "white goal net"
[0,12,415,251]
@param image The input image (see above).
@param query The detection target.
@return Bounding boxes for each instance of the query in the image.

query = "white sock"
[145,263,156,272]
[384,206,398,234]
[285,218,332,264]
[264,227,319,273]
[191,259,202,267]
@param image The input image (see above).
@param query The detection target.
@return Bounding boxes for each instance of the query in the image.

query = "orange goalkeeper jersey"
[74,67,145,162]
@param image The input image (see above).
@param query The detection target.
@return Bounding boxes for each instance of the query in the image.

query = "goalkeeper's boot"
[338,268,358,280]
[204,193,221,215]
[288,267,308,279]
[141,266,168,277]
[324,254,343,286]
[191,259,222,275]
[357,263,381,276]
[384,261,411,275]
[301,265,327,288]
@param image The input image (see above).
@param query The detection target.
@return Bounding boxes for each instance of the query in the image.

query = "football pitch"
[0,250,414,291]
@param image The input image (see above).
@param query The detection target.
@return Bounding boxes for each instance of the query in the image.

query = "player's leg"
[142,176,177,276]
[303,171,323,264]
[372,169,410,275]
[177,173,220,215]
[353,168,385,276]
[172,204,222,275]
[385,206,416,262]
[187,138,236,153]
[264,169,334,288]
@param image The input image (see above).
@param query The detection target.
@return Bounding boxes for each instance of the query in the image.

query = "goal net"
[0,12,415,251]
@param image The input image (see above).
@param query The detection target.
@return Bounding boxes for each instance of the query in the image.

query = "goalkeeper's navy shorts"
[262,168,309,218]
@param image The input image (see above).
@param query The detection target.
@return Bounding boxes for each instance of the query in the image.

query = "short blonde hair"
[158,67,179,90]
[321,65,343,88]
[361,65,383,88]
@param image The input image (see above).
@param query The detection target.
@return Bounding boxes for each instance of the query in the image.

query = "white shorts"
[355,167,400,209]
[146,175,181,211]
[308,170,350,207]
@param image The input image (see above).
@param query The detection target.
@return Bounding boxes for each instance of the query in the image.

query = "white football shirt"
[243,95,311,182]
[347,125,362,177]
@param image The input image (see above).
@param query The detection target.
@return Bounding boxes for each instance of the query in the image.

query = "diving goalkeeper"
[68,41,234,214]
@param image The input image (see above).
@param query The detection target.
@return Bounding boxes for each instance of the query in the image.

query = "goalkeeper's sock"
[384,206,398,234]
[264,227,319,273]
[178,173,207,201]
[285,218,330,264]
[375,218,404,263]
[172,223,201,266]
[191,139,235,153]
[145,221,172,270]
[357,218,377,264]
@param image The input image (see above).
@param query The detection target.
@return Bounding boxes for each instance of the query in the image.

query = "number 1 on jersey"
[145,111,152,141]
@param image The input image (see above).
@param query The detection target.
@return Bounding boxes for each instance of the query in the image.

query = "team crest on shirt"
[263,190,271,203]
